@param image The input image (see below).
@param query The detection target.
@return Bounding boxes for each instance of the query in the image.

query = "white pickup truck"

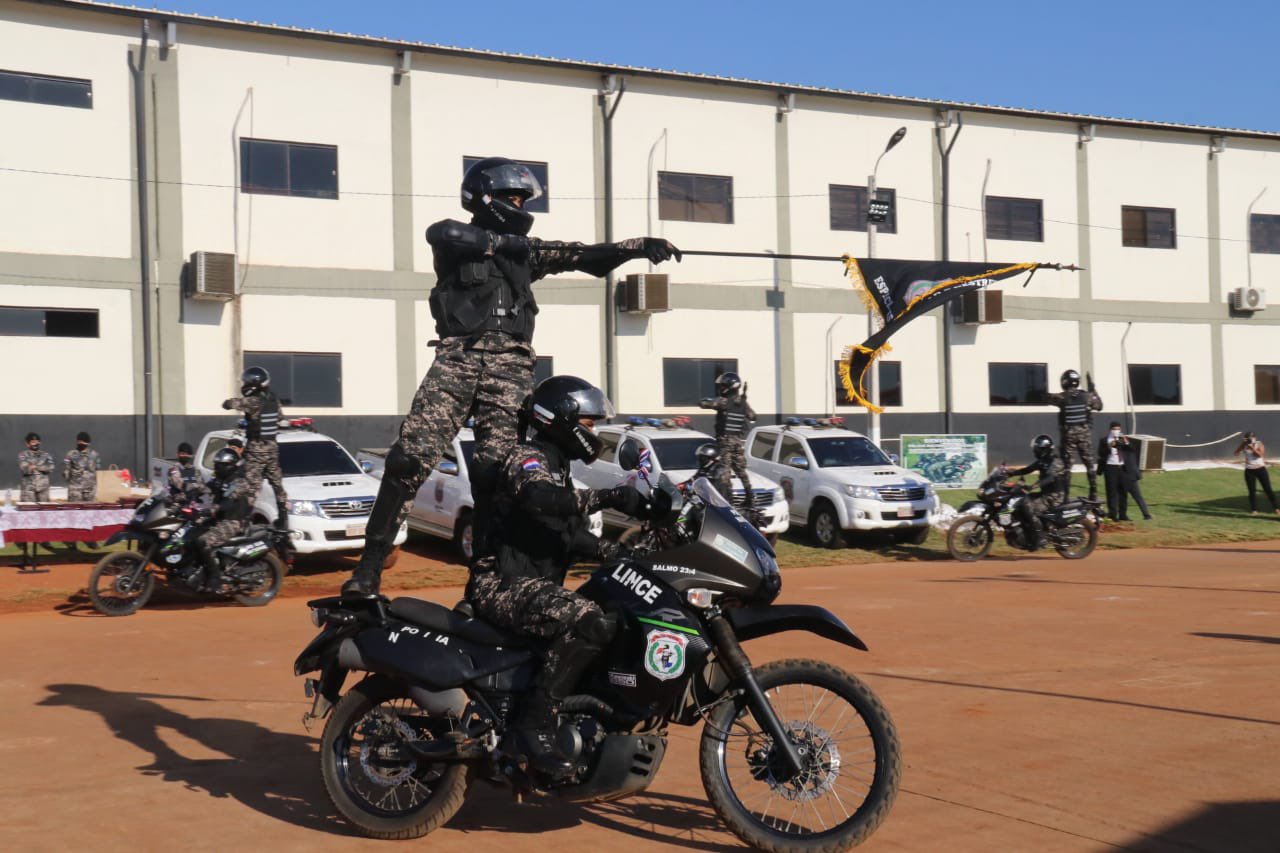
[746,419,939,548]
[149,420,407,558]
[357,428,604,562]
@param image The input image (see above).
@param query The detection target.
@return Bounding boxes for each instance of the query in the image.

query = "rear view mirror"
[617,438,642,471]
[360,460,375,474]
[889,453,900,465]
[786,455,810,470]
[437,460,459,476]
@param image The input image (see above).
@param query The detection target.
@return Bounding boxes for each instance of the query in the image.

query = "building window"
[1250,214,1280,254]
[1128,364,1182,405]
[463,156,550,214]
[988,362,1048,406]
[0,307,99,337]
[833,360,901,407]
[1122,205,1176,249]
[1256,366,1280,404]
[662,357,738,406]
[985,195,1043,242]
[243,352,342,407]
[829,185,897,233]
[0,69,92,108]
[658,171,734,224]
[534,356,553,385]
[240,138,338,199]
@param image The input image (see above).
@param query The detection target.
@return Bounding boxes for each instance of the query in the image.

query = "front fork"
[704,611,805,779]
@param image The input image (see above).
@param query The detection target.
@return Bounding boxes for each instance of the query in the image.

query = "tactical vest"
[1058,389,1091,427]
[429,254,538,342]
[247,393,281,441]
[173,463,201,493]
[211,477,252,522]
[716,398,751,438]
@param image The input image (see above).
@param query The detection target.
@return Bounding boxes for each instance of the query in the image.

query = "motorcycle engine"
[556,714,605,775]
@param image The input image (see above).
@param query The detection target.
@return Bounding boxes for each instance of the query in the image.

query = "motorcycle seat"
[388,597,528,647]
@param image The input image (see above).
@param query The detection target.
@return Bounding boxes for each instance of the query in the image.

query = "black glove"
[637,238,681,264]
[221,399,234,410]
[596,538,628,563]
[598,485,648,518]
[492,232,530,258]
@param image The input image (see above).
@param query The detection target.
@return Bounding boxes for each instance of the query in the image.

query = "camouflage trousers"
[197,518,245,551]
[385,335,535,531]
[20,478,49,502]
[1060,424,1097,497]
[713,435,751,504]
[466,572,601,673]
[244,440,287,505]
[67,480,97,502]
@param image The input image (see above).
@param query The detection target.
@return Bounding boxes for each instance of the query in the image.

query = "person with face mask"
[1235,431,1279,516]
[62,432,100,502]
[18,432,54,502]
[1096,422,1151,521]
[342,157,681,596]
[194,448,253,593]
[223,367,289,531]
[167,441,209,505]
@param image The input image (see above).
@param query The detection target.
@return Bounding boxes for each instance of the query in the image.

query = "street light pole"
[866,126,907,446]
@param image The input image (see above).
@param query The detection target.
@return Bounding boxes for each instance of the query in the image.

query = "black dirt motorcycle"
[88,494,288,616]
[946,466,1101,562]
[295,439,901,850]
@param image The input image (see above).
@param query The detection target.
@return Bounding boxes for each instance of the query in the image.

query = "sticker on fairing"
[711,533,750,564]
[608,671,638,688]
[644,629,688,681]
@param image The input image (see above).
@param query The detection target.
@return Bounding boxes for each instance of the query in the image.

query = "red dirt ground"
[1,542,1277,851]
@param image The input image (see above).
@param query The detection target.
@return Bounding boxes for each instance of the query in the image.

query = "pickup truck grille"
[319,497,375,518]
[733,488,776,509]
[877,486,927,502]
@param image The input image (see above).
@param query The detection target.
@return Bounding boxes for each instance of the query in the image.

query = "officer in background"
[63,432,100,502]
[226,438,245,458]
[699,372,756,508]
[1046,369,1103,500]
[167,441,209,505]
[18,432,53,502]
[195,448,253,593]
[468,375,650,778]
[343,156,680,596]
[223,367,288,530]
[1005,434,1069,551]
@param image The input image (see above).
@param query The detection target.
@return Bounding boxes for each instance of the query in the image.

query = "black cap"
[227,438,244,448]
[177,442,194,455]
[1109,421,1122,429]
[77,431,91,443]
[25,432,39,442]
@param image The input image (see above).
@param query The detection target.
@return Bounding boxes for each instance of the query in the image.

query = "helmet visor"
[568,386,615,421]
[482,162,543,201]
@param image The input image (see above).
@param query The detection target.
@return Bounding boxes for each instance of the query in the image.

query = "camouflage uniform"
[196,475,253,588]
[699,394,756,505]
[1047,387,1103,498]
[223,392,288,511]
[167,462,210,505]
[63,447,100,502]
[17,449,54,502]
[1009,456,1068,548]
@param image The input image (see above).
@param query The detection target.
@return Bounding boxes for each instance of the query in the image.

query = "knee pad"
[385,444,425,486]
[578,610,619,646]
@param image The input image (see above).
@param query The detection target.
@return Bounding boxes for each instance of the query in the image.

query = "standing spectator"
[18,432,53,502]
[63,431,100,502]
[1096,422,1151,521]
[1235,431,1279,516]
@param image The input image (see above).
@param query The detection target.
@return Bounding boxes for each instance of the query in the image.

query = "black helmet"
[241,366,270,396]
[461,157,542,236]
[212,447,242,480]
[1031,434,1055,460]
[714,371,743,397]
[695,442,720,471]
[1060,369,1080,390]
[525,375,614,462]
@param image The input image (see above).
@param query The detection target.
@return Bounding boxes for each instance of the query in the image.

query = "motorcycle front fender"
[103,529,136,547]
[725,604,868,652]
[294,623,346,676]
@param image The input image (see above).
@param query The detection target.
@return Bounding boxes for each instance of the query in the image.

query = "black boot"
[343,448,420,596]
[511,691,573,778]
[341,543,389,596]
[200,550,223,593]
[275,502,290,531]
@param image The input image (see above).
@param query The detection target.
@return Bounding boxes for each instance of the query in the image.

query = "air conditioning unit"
[1127,434,1166,471]
[1230,286,1266,312]
[953,289,1003,324]
[187,251,239,301]
[621,273,669,313]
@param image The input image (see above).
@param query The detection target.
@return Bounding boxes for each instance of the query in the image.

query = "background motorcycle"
[946,466,1100,562]
[295,439,901,851]
[87,494,288,615]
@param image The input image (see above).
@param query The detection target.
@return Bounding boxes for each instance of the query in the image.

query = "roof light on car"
[672,416,692,427]
[661,418,677,428]
[628,416,647,426]
[784,417,801,428]
[803,418,818,427]
[646,418,662,427]
[829,416,845,425]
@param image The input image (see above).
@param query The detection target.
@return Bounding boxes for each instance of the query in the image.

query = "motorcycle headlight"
[288,499,321,517]
[310,607,327,627]
[844,485,878,500]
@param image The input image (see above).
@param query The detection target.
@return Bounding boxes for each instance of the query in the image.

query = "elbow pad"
[518,481,581,517]
[426,220,494,255]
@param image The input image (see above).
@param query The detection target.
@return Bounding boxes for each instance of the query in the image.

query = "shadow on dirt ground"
[1189,632,1280,646]
[1116,799,1280,853]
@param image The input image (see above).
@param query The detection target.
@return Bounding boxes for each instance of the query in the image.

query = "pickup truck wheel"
[809,501,844,549]
[453,513,474,563]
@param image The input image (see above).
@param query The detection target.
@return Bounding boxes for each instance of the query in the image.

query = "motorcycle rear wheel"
[231,554,285,606]
[1053,518,1098,560]
[322,676,471,839]
[947,518,993,562]
[700,659,901,852]
[88,551,155,616]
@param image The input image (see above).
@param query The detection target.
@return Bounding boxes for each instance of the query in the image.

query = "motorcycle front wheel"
[321,675,471,839]
[700,659,901,852]
[88,551,156,616]
[230,554,285,606]
[946,517,993,562]
[1053,518,1098,560]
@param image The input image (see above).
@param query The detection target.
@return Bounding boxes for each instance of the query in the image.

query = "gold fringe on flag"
[840,255,881,317]
[838,341,893,414]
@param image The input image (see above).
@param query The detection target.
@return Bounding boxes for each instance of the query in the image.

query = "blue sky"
[143,0,1277,132]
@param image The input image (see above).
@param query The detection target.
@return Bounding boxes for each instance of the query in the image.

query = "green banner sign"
[900,434,988,489]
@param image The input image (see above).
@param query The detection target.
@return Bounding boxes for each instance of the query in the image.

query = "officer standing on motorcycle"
[1046,369,1103,500]
[167,441,209,505]
[699,372,756,509]
[1006,434,1069,550]
[467,375,652,779]
[342,157,680,596]
[222,367,289,531]
[195,448,253,593]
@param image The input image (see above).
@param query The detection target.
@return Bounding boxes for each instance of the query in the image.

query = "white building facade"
[3,0,1279,480]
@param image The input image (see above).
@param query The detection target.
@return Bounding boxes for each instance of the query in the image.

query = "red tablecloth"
[0,505,134,547]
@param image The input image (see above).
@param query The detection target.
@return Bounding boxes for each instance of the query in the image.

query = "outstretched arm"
[529,237,681,281]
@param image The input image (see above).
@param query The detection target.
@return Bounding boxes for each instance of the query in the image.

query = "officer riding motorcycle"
[1006,434,1068,550]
